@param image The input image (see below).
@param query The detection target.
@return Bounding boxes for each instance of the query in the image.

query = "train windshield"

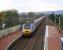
[24,24,31,29]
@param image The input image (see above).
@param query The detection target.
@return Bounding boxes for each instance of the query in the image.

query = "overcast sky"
[0,0,63,12]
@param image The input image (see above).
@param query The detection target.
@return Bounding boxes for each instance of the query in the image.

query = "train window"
[24,24,31,29]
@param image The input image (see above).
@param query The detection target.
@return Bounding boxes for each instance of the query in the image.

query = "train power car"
[22,23,33,36]
[22,16,45,36]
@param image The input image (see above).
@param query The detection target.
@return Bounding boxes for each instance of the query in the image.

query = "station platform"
[0,30,23,50]
[44,25,61,50]
[48,26,61,50]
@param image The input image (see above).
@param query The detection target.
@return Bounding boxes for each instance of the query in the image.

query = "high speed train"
[22,16,45,36]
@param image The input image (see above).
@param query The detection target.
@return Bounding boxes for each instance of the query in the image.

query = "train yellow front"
[22,29,32,36]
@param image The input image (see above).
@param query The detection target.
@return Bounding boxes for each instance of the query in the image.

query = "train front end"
[22,23,33,36]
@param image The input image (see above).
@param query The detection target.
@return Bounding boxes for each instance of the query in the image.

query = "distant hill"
[20,10,63,17]
[43,10,63,14]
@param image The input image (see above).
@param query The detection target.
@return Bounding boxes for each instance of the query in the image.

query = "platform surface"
[48,26,61,50]
[0,30,23,50]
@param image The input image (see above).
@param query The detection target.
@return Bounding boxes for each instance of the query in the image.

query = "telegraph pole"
[59,16,61,31]
[27,16,28,23]
[55,15,56,24]
[20,16,22,29]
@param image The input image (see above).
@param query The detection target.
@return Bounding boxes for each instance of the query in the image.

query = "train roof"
[23,16,45,25]
[33,16,45,23]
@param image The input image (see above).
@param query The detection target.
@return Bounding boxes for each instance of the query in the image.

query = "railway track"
[7,18,46,50]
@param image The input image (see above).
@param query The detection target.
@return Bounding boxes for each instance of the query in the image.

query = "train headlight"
[22,29,32,33]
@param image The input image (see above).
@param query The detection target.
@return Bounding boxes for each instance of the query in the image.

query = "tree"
[5,10,19,27]
[49,12,55,22]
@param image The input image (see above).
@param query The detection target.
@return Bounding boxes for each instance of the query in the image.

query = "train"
[22,16,45,36]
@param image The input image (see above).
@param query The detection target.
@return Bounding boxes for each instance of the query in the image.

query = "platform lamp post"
[2,13,6,30]
[11,10,15,27]
[2,13,6,37]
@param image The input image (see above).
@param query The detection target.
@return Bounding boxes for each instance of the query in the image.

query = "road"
[7,18,46,50]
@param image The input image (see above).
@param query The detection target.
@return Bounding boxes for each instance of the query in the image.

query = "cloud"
[0,0,12,11]
[0,0,63,12]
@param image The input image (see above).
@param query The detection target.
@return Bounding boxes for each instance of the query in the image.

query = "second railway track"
[7,18,46,50]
